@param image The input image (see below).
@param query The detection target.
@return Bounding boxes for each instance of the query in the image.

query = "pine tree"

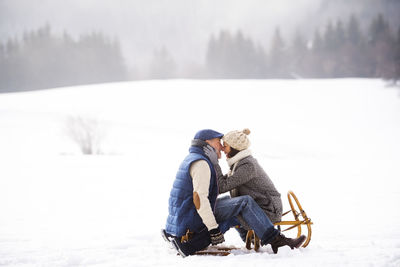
[395,27,400,84]
[368,13,391,44]
[334,20,346,47]
[382,26,400,84]
[268,27,288,78]
[0,25,128,92]
[347,14,362,46]
[307,29,324,78]
[320,21,337,77]
[368,14,395,77]
[205,30,265,78]
[205,30,233,78]
[288,30,308,78]
[323,21,335,53]
[333,19,347,77]
[232,31,265,78]
[344,14,369,77]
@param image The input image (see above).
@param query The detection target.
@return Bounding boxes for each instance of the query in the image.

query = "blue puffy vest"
[165,145,218,237]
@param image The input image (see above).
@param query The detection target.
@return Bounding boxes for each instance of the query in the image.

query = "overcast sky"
[1,0,396,71]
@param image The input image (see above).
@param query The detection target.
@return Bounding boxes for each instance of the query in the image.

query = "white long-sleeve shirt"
[189,160,219,231]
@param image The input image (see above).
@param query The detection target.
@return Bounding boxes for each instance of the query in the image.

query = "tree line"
[204,14,400,83]
[0,24,127,92]
[1,13,399,92]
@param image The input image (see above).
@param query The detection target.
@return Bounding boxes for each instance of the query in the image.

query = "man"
[163,129,305,257]
[164,129,232,256]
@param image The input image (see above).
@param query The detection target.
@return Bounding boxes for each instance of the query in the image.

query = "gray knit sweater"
[215,152,283,225]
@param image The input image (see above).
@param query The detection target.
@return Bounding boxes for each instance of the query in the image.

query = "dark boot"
[171,238,190,258]
[269,233,306,254]
[171,229,211,257]
[161,229,173,243]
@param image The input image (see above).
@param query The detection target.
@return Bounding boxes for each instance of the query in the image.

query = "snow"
[0,79,399,266]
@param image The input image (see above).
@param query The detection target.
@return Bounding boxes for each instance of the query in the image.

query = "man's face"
[206,138,223,159]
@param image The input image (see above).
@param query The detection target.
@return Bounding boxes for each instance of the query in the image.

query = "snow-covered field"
[0,79,399,266]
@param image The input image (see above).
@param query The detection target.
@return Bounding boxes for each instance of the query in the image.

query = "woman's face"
[223,141,231,158]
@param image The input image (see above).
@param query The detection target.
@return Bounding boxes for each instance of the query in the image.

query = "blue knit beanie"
[194,129,224,141]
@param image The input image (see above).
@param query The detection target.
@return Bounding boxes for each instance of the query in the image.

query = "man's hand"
[203,145,218,165]
[209,227,225,245]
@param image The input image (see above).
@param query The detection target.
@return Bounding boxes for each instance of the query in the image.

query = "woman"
[214,128,283,241]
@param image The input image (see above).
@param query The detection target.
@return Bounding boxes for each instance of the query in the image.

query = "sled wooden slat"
[275,220,305,225]
[195,251,230,256]
[195,246,238,256]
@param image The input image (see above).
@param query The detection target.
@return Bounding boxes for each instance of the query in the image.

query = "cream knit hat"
[223,128,251,151]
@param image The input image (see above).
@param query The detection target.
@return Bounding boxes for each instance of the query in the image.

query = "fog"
[1,0,399,91]
[0,0,330,68]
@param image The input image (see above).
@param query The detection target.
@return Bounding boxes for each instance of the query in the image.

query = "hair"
[227,147,240,158]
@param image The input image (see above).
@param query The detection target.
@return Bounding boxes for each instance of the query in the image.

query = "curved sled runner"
[275,190,313,247]
[246,190,313,251]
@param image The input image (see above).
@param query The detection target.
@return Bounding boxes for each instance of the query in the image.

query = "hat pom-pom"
[242,128,251,135]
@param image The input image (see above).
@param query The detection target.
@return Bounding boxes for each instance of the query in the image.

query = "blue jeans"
[214,195,279,244]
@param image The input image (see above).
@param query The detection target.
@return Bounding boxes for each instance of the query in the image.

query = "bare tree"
[66,116,105,155]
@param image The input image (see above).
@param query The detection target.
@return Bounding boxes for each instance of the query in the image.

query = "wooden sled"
[245,190,313,251]
[195,246,238,256]
[169,191,312,256]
